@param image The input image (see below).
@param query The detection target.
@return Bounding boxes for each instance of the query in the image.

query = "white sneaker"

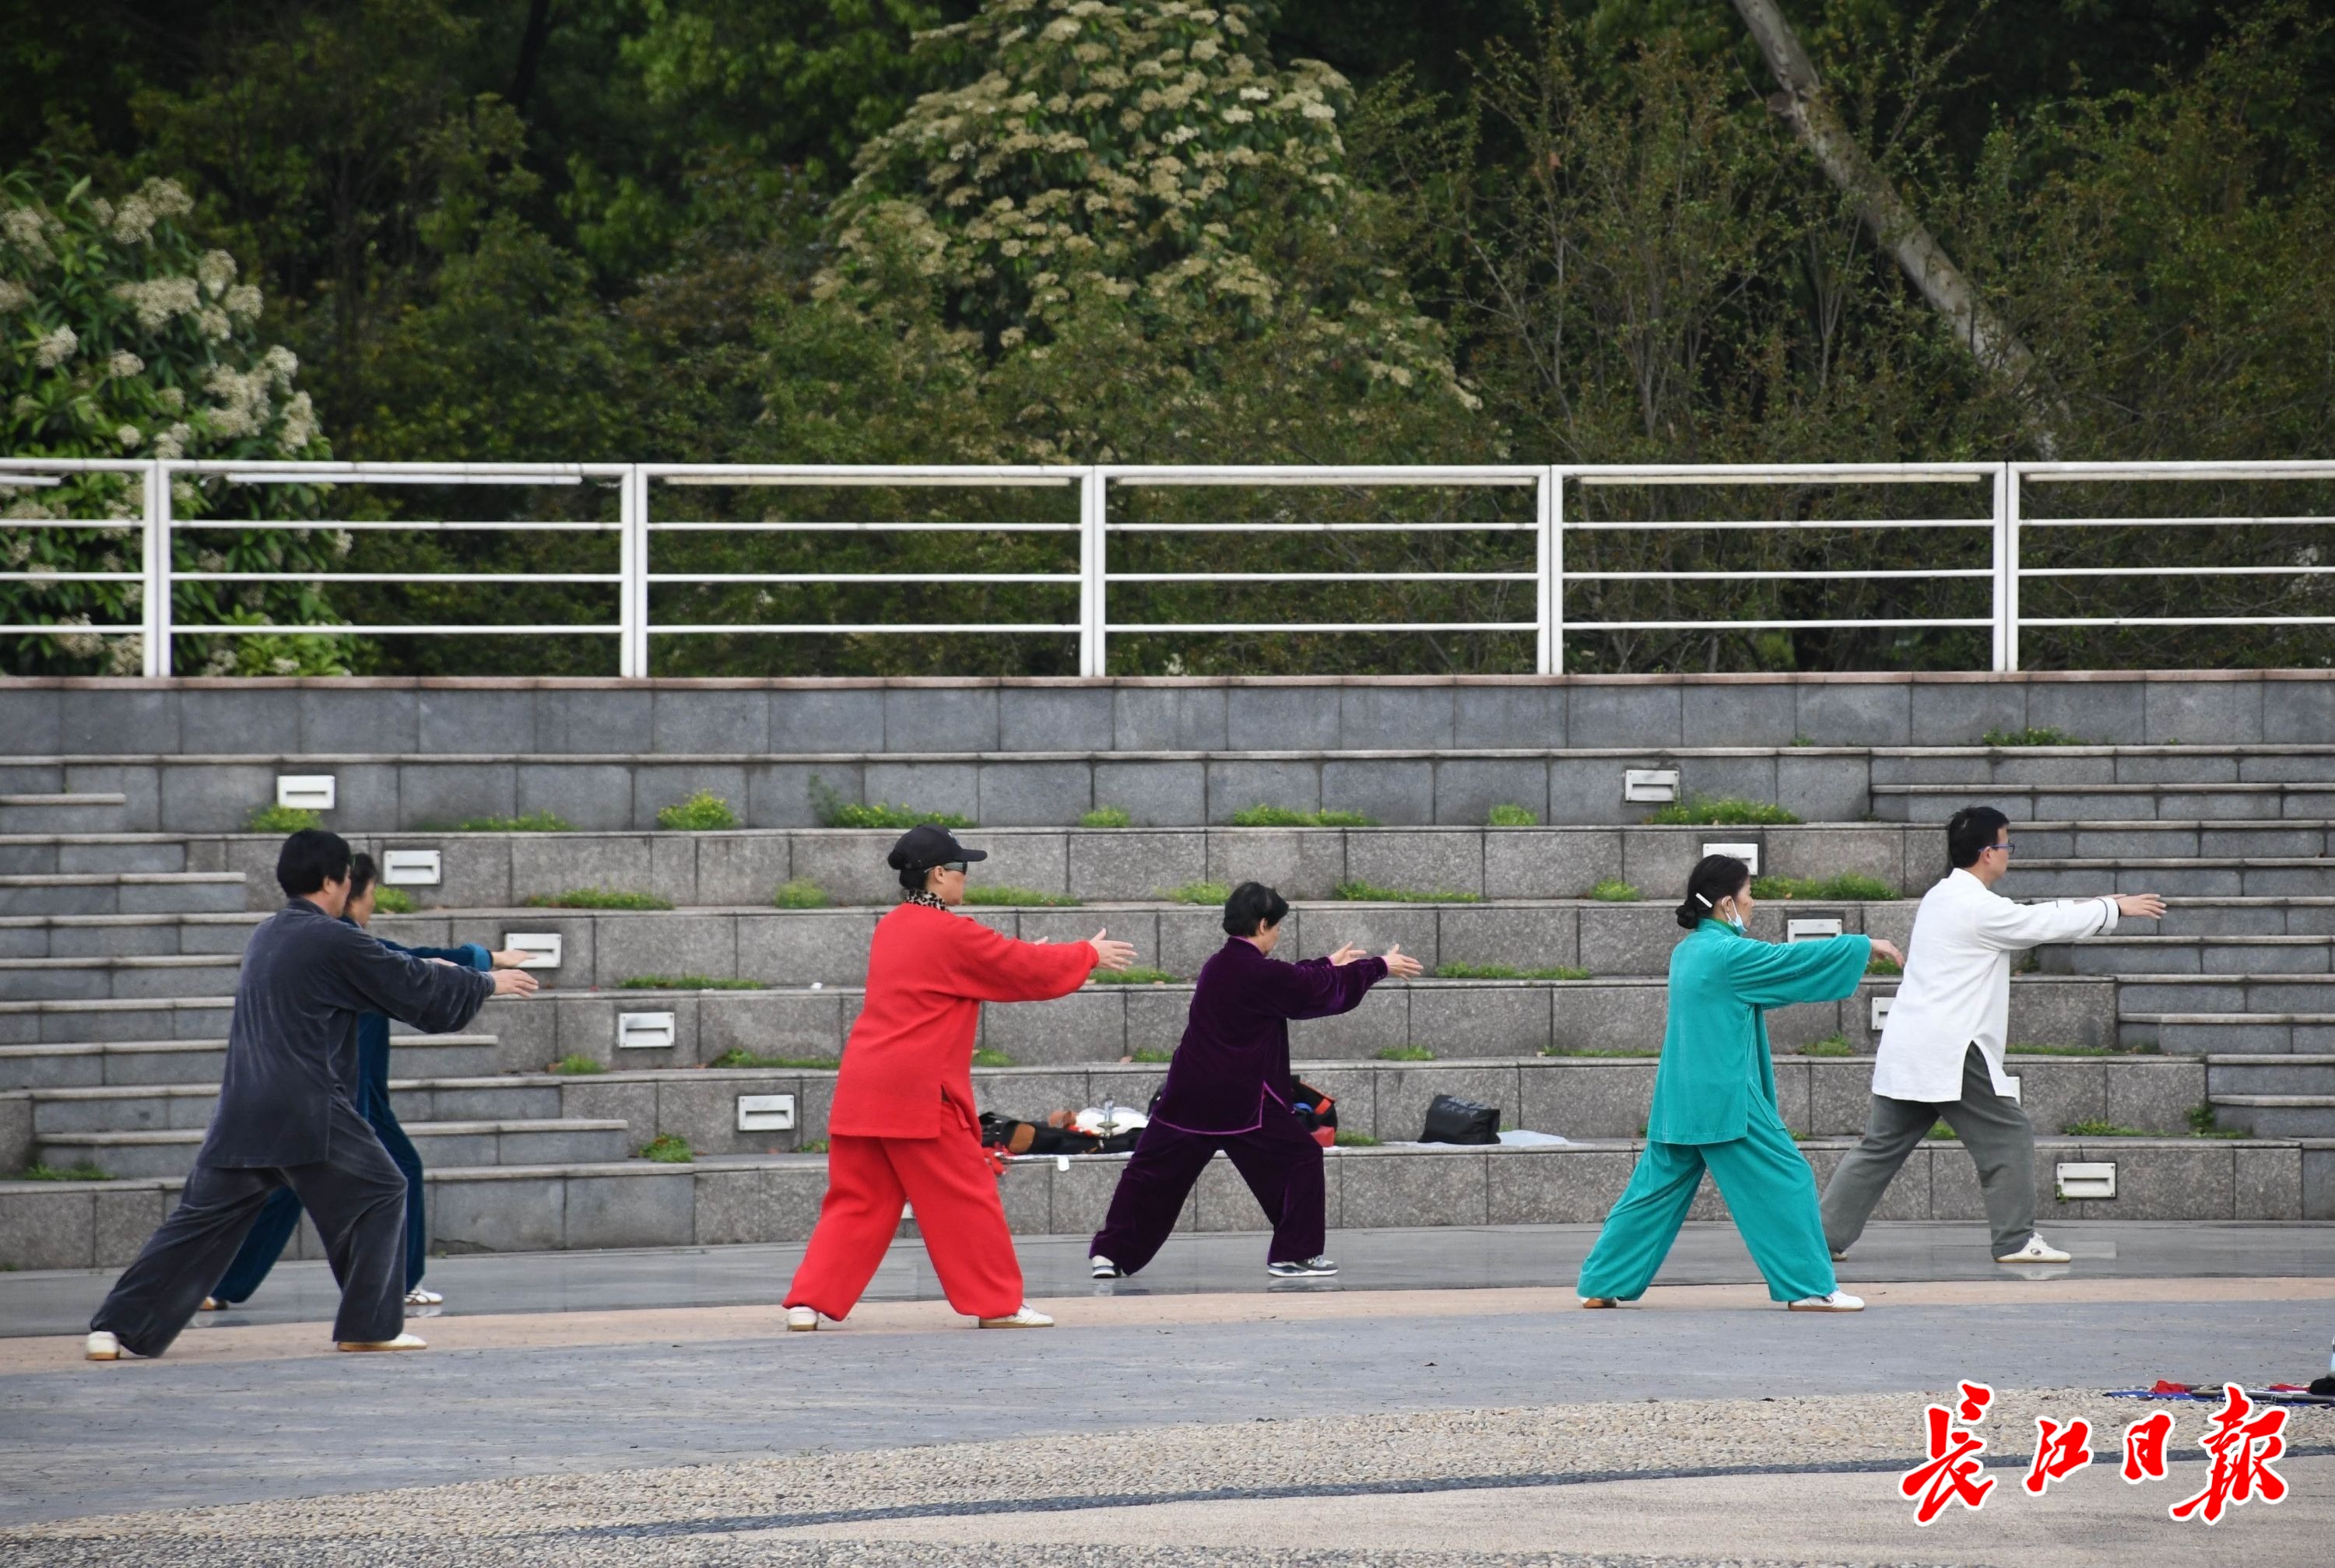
[785,1305,820,1331]
[1788,1291,1865,1312]
[336,1331,428,1352]
[1090,1254,1124,1280]
[1265,1255,1338,1278]
[198,1296,225,1311]
[977,1304,1055,1328]
[1996,1234,2072,1265]
[1828,1250,1848,1262]
[404,1287,444,1307]
[1578,1296,1618,1309]
[85,1331,123,1361]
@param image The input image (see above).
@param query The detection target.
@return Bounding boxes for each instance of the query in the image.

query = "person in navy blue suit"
[202,853,528,1311]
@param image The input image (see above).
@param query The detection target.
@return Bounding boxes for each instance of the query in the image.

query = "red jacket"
[827,903,1098,1138]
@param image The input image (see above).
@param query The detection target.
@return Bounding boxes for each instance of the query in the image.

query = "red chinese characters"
[2121,1411,2175,1484]
[1901,1380,1996,1524]
[2169,1385,2290,1524]
[2023,1416,2094,1496]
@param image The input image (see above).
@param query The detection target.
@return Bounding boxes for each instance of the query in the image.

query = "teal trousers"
[1576,1111,1838,1303]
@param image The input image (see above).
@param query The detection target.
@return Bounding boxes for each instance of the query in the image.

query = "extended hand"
[1381,942,1424,980]
[491,968,540,997]
[1326,942,1364,966]
[1868,938,1906,970]
[1088,928,1137,971]
[2115,893,2166,920]
[489,948,533,968]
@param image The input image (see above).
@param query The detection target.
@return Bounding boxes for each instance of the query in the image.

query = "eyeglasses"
[938,861,969,875]
[1985,842,2014,856]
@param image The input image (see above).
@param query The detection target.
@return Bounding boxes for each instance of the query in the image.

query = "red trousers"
[785,1100,1023,1321]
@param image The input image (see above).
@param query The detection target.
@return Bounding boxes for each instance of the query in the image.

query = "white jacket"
[1870,868,2119,1103]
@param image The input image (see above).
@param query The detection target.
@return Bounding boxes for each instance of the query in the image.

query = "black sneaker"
[1090,1254,1125,1279]
[1266,1255,1338,1278]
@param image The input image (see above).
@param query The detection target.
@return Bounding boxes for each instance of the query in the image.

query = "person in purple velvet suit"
[1089,882,1422,1281]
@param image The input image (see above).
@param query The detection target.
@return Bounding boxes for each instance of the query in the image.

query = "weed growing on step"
[1867,953,1902,975]
[443,812,574,833]
[1333,880,1483,903]
[1927,1121,1960,1140]
[1228,805,1378,827]
[2060,1119,2152,1137]
[772,879,828,909]
[1080,805,1132,828]
[370,886,416,914]
[1128,1047,1173,1063]
[247,804,320,833]
[13,1163,111,1181]
[616,974,768,990]
[708,1048,837,1069]
[525,888,676,910]
[1433,962,1592,980]
[1487,803,1538,827]
[809,776,972,830]
[1375,1046,1436,1061]
[963,885,1080,906]
[637,1134,693,1163]
[1643,796,1801,826]
[1333,1131,1382,1147]
[657,791,737,831]
[1750,872,1898,900]
[799,1139,829,1153]
[1982,726,2084,747]
[1587,879,1641,902]
[2186,1103,2246,1138]
[1090,966,1178,984]
[1163,881,1232,904]
[550,1054,606,1075]
[971,1048,1015,1067]
[1798,1033,1857,1057]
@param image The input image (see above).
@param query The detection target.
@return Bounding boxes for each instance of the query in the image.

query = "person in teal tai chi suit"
[1577,854,1905,1314]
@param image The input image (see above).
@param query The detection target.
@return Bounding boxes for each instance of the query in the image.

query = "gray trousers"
[1820,1044,2038,1258]
[90,1097,408,1356]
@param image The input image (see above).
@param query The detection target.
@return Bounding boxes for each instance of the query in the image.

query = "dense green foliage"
[6,1,2333,676]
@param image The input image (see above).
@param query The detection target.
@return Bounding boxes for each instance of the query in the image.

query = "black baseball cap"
[887,823,986,872]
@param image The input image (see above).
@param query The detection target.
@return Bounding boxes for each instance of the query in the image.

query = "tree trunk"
[509,0,556,115]
[1725,0,2062,451]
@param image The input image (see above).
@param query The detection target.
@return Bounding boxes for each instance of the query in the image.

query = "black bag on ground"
[1420,1094,1501,1145]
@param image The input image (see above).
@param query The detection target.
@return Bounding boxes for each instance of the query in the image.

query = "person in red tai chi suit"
[783,825,1136,1330]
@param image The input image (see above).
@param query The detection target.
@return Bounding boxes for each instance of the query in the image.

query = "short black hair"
[1676,854,1751,931]
[349,851,378,901]
[276,828,353,898]
[1223,880,1290,938]
[1947,805,2011,870]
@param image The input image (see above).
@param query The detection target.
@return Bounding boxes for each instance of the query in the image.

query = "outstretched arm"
[1721,932,1873,1007]
[1973,893,2120,951]
[1263,952,1391,1020]
[321,924,497,1033]
[936,917,1108,1002]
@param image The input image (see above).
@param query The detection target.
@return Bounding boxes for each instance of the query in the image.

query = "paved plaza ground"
[4,1222,2333,1565]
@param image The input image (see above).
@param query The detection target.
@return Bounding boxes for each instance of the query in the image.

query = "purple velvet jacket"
[1150,938,1390,1135]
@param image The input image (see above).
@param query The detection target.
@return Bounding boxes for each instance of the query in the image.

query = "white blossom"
[195,306,231,341]
[113,276,201,329]
[197,250,237,296]
[116,424,144,448]
[0,279,29,313]
[224,283,262,321]
[33,324,77,367]
[107,349,145,377]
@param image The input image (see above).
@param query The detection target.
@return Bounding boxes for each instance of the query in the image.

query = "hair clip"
[1694,893,1712,907]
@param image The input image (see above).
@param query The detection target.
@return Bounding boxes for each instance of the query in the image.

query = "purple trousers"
[1090,1112,1326,1273]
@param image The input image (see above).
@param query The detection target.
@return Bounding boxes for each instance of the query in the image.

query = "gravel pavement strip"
[6,1387,2328,1566]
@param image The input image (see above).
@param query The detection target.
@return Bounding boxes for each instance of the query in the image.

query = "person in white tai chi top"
[1820,806,2165,1266]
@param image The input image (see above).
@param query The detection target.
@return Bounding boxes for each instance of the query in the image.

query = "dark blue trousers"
[209,1037,427,1303]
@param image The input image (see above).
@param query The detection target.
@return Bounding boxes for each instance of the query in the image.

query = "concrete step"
[2039,935,2335,977]
[0,1034,501,1090]
[2128,1014,2335,1054]
[0,836,186,876]
[2205,1096,2335,1138]
[0,872,247,916]
[0,794,131,833]
[33,1117,634,1180]
[1875,781,2335,823]
[0,952,241,1001]
[2207,1054,2335,1093]
[0,996,234,1044]
[2009,861,2335,898]
[5,1130,2325,1272]
[2114,973,2335,1023]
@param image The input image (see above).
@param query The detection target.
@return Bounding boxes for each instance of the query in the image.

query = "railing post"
[619,465,646,679]
[1998,462,2021,672]
[151,461,174,677]
[1540,468,1564,675]
[1080,467,1106,677]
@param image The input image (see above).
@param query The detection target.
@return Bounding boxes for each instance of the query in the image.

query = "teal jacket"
[1645,920,1872,1145]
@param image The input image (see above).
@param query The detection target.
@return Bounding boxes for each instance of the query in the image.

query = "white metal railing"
[2,459,2330,677]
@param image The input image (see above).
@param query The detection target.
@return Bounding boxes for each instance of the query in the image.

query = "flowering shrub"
[2,168,354,675]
